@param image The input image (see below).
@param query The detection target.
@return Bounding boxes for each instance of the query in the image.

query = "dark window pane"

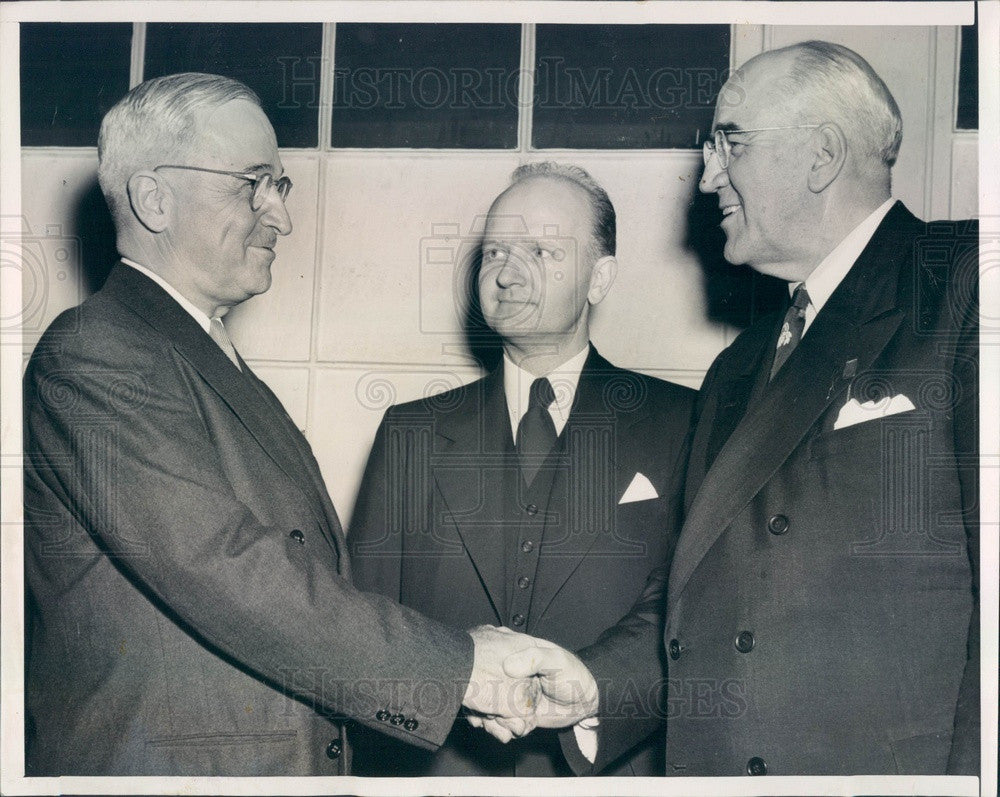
[332,24,520,148]
[533,25,730,149]
[20,23,133,146]
[144,23,322,148]
[956,22,977,130]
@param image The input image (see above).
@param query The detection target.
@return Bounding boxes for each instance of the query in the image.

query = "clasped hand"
[462,625,598,743]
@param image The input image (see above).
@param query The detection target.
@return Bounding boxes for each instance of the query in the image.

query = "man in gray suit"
[22,72,563,776]
[349,162,694,775]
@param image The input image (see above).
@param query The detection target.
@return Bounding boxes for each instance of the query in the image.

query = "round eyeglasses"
[154,164,293,211]
[702,125,820,170]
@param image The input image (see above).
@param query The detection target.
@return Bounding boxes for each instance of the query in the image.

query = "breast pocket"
[810,410,925,462]
[608,494,671,558]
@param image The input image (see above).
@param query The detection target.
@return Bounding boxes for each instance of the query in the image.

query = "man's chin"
[722,239,745,267]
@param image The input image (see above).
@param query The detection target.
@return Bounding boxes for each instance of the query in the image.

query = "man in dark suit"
[348,162,695,775]
[22,72,563,776]
[500,41,979,777]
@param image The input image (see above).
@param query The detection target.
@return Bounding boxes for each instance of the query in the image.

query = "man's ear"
[807,123,847,194]
[127,171,171,233]
[587,255,618,306]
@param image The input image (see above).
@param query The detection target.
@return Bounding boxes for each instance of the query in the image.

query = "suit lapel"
[241,364,347,567]
[530,349,641,621]
[685,322,774,509]
[432,368,511,621]
[669,204,914,611]
[105,264,341,555]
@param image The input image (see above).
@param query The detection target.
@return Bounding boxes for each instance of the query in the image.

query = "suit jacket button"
[517,576,530,589]
[520,540,534,553]
[325,739,342,759]
[668,638,681,660]
[376,709,391,722]
[735,631,755,653]
[403,718,419,731]
[512,613,525,627]
[767,514,789,535]
[747,756,767,775]
[525,504,538,516]
[390,713,405,726]
[289,528,305,544]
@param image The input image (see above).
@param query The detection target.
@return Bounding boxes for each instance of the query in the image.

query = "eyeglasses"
[154,165,293,211]
[702,125,820,169]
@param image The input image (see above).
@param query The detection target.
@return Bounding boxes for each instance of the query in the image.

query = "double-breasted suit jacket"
[349,346,695,775]
[23,263,472,776]
[563,203,979,776]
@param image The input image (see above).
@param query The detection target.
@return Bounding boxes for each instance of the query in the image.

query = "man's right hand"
[463,627,599,744]
[462,625,542,734]
[502,638,599,729]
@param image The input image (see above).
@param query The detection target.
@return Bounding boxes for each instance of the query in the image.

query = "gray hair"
[510,161,616,258]
[97,73,261,219]
[777,41,902,168]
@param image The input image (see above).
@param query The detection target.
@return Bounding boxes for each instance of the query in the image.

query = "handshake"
[461,625,599,744]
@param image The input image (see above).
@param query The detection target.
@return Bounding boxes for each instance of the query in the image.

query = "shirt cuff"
[572,717,599,763]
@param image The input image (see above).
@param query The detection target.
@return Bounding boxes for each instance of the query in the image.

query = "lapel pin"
[827,358,859,401]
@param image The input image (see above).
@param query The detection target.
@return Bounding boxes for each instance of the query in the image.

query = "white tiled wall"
[19,25,978,525]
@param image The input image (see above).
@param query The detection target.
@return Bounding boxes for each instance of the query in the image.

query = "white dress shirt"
[503,344,590,440]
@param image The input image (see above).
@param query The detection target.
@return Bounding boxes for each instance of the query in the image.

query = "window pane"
[956,22,977,130]
[533,25,730,149]
[20,23,133,147]
[144,23,322,148]
[332,24,520,149]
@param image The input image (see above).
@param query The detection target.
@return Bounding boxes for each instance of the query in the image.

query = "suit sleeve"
[946,234,980,775]
[23,336,471,751]
[558,562,669,774]
[559,386,699,774]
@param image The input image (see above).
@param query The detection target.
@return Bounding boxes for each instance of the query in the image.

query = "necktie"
[769,285,810,380]
[516,377,557,486]
[209,316,242,371]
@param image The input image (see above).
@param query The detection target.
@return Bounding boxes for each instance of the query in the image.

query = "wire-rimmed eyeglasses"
[154,165,293,211]
[702,126,820,170]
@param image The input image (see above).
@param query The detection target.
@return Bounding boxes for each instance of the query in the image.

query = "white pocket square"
[833,394,916,431]
[619,472,659,504]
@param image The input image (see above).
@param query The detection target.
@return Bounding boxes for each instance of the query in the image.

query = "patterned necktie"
[769,285,810,380]
[209,316,242,371]
[516,377,557,486]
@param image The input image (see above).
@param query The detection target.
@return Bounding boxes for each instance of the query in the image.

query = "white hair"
[97,73,261,220]
[776,40,902,168]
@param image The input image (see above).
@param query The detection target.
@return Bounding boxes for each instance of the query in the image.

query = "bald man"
[505,41,979,777]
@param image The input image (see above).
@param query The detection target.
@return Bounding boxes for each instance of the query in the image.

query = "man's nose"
[699,151,729,194]
[261,193,293,235]
[494,255,528,287]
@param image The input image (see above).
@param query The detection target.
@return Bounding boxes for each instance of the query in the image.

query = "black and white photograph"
[1,2,997,795]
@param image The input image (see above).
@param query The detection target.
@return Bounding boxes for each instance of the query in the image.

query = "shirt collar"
[792,198,895,333]
[503,344,590,438]
[120,257,213,334]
